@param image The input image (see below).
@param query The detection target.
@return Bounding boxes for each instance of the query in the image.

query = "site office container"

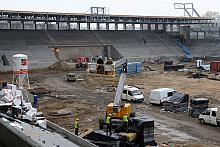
[210,61,220,73]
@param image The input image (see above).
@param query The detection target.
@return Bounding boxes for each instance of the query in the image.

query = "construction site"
[1,3,220,147]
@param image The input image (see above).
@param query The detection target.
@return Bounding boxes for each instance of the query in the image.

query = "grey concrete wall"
[47,120,98,147]
[0,119,41,147]
[55,46,104,61]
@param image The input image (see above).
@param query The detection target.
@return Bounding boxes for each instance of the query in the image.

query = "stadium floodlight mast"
[174,3,200,17]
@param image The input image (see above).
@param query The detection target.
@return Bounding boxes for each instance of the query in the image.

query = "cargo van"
[150,88,175,105]
[122,86,144,102]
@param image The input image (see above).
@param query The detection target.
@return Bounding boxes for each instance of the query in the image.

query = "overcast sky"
[1,0,220,16]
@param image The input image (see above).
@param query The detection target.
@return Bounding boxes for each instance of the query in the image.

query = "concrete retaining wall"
[0,119,41,147]
[47,120,98,147]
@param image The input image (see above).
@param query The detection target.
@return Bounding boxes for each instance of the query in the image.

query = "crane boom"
[112,58,127,113]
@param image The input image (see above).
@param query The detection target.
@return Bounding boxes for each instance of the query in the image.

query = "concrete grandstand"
[1,29,220,71]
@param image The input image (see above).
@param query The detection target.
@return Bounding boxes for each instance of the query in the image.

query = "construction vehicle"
[105,58,131,119]
[92,58,157,147]
[67,73,77,82]
[75,56,88,68]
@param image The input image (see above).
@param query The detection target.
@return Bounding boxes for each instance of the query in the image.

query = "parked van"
[122,86,144,102]
[199,107,220,126]
[150,88,175,105]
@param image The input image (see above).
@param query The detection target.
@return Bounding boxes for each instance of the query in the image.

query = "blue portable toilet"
[33,95,39,108]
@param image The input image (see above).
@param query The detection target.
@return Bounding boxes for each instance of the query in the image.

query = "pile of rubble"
[0,83,46,128]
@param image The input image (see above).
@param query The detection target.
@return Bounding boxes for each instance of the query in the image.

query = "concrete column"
[132,24,135,30]
[87,23,90,30]
[163,24,167,31]
[140,24,143,30]
[115,23,118,30]
[197,32,199,39]
[106,23,109,30]
[34,21,37,30]
[147,24,151,30]
[155,24,158,30]
[57,22,59,30]
[45,22,48,30]
[77,22,80,30]
[170,24,173,32]
[9,21,11,29]
[21,21,24,30]
[97,23,100,30]
[67,22,70,30]
[123,23,126,30]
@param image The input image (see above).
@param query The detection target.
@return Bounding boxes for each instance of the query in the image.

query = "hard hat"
[126,113,128,115]
[76,118,79,121]
[109,113,112,116]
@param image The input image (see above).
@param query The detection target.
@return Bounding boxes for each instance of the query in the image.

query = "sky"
[0,0,220,16]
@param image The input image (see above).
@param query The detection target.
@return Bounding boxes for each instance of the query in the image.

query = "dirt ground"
[1,64,220,147]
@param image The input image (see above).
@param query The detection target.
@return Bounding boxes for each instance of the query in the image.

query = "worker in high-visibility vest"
[123,113,129,133]
[74,118,79,135]
[106,113,112,136]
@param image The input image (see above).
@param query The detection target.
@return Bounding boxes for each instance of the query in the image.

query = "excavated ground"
[1,64,220,147]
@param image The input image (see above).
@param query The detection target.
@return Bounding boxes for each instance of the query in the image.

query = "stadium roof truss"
[0,10,214,25]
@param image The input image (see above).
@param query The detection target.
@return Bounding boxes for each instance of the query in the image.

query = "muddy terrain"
[1,64,220,147]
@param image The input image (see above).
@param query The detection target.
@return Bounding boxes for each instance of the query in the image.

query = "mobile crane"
[106,58,131,119]
[89,58,157,147]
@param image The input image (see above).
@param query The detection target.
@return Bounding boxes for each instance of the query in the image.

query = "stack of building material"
[163,93,189,112]
[189,98,209,117]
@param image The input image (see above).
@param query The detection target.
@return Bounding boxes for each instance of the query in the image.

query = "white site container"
[88,63,97,73]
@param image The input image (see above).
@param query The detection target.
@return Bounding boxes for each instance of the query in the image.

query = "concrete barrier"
[0,119,41,147]
[47,120,98,147]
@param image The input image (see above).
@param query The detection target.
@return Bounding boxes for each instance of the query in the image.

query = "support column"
[87,23,90,30]
[140,24,143,30]
[9,21,11,29]
[106,23,109,30]
[147,24,151,31]
[34,21,37,30]
[22,21,24,30]
[123,23,126,30]
[196,32,199,39]
[97,23,100,30]
[45,22,48,30]
[170,24,173,32]
[115,23,118,30]
[155,24,158,30]
[132,24,135,30]
[57,22,59,30]
[163,24,167,31]
[67,22,70,30]
[77,22,80,30]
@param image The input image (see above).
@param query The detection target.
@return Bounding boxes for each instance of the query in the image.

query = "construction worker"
[74,118,79,135]
[123,113,129,133]
[106,113,112,136]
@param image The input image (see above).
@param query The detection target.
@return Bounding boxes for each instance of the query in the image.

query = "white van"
[150,88,175,105]
[199,107,220,126]
[122,86,144,102]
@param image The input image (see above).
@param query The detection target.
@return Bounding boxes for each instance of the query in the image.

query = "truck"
[66,73,76,82]
[199,107,220,126]
[150,88,175,105]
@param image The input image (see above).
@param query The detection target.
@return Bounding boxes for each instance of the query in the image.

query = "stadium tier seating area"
[0,29,220,70]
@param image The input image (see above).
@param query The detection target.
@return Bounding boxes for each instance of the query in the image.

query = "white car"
[122,86,144,102]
